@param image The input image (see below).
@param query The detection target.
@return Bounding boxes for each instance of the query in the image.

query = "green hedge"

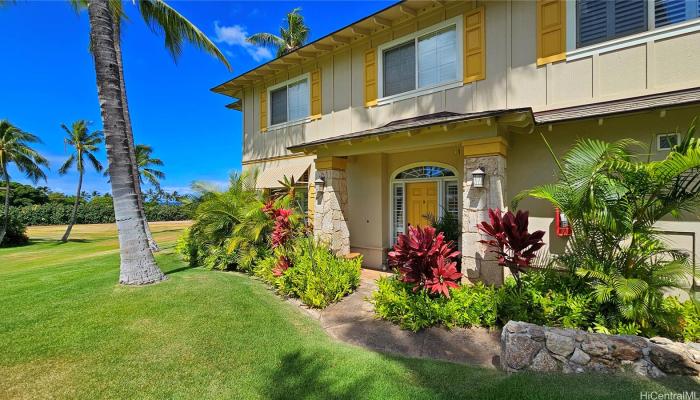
[12,202,192,226]
[0,209,29,247]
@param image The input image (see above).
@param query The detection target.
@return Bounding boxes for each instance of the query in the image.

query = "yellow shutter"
[536,0,566,66]
[259,87,268,132]
[464,7,486,84]
[308,182,315,227]
[364,48,377,107]
[310,69,322,120]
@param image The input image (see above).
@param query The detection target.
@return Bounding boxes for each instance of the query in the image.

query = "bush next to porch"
[373,120,700,343]
[178,171,360,309]
[372,276,498,332]
[254,236,362,308]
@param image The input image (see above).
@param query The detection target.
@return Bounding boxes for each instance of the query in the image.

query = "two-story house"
[213,0,700,285]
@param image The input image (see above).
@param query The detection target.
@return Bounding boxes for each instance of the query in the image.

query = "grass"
[1,222,698,399]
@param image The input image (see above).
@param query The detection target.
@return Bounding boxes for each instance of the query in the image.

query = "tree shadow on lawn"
[262,348,699,400]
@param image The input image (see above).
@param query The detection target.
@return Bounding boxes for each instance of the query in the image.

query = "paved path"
[293,269,502,368]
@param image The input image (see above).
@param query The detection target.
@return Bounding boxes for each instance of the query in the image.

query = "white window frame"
[267,72,311,129]
[567,1,700,61]
[388,162,460,244]
[657,132,680,151]
[377,15,463,105]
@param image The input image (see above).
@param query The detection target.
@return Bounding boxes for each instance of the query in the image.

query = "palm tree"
[247,8,310,57]
[135,144,165,188]
[0,120,48,245]
[58,120,103,242]
[84,0,230,285]
[513,122,700,332]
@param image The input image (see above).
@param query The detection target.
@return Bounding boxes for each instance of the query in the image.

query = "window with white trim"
[269,77,309,126]
[380,18,460,99]
[576,0,700,48]
[393,183,405,238]
[657,132,680,150]
[445,181,459,219]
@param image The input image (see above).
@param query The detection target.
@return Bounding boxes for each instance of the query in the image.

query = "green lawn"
[1,222,697,399]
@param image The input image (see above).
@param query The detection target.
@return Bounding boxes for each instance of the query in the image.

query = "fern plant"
[514,119,700,334]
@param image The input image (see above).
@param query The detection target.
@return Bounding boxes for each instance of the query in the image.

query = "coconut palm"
[135,144,165,188]
[58,120,103,242]
[0,120,48,245]
[247,8,310,57]
[513,120,700,332]
[83,0,230,285]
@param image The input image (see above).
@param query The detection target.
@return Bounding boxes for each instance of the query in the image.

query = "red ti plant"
[262,201,296,276]
[476,208,545,288]
[426,256,462,298]
[272,256,291,277]
[388,225,462,297]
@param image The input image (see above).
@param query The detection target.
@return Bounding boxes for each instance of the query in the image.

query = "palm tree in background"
[83,0,230,285]
[247,8,310,57]
[0,120,48,245]
[135,144,165,188]
[58,120,103,242]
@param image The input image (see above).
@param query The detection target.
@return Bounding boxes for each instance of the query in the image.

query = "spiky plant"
[513,119,700,332]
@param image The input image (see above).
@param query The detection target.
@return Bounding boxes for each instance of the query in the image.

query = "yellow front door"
[406,182,438,229]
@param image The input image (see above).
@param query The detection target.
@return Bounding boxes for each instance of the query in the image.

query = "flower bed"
[177,172,361,309]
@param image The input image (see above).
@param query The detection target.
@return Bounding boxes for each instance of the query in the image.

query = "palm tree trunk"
[112,19,160,252]
[0,163,10,245]
[61,169,83,242]
[87,0,165,285]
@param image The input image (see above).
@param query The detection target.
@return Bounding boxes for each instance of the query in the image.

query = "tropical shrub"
[183,172,272,271]
[514,121,700,336]
[388,225,462,297]
[0,210,29,247]
[371,275,498,332]
[274,236,362,308]
[476,209,545,288]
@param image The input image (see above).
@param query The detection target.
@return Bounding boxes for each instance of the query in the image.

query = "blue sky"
[0,0,393,195]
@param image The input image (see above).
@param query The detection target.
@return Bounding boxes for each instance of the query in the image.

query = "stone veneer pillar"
[314,156,350,255]
[461,137,509,285]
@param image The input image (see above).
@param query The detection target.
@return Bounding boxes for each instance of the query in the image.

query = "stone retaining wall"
[501,321,700,377]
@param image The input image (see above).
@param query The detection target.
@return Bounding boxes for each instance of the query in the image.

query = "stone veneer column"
[314,156,350,255]
[461,137,508,285]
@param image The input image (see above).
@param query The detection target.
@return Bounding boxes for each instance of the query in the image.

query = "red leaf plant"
[262,202,296,277]
[476,208,545,287]
[271,208,293,248]
[425,256,462,298]
[388,225,462,297]
[272,256,291,277]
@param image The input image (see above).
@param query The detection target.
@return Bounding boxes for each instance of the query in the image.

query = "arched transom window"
[390,164,459,242]
[394,165,455,180]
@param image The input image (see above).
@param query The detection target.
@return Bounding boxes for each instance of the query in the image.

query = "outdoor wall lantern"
[314,177,326,191]
[471,167,486,188]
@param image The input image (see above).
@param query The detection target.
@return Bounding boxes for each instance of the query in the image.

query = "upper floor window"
[379,16,461,99]
[269,76,309,126]
[655,0,700,27]
[577,0,700,48]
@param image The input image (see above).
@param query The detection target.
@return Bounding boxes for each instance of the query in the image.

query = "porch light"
[471,167,486,188]
[314,177,326,191]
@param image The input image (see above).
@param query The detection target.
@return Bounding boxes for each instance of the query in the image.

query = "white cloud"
[213,22,273,62]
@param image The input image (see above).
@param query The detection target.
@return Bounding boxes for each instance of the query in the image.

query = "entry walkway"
[294,269,502,368]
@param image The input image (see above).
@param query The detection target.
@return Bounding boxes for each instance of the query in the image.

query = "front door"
[406,182,438,229]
